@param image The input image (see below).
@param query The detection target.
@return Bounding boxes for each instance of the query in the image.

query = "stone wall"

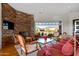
[2,3,35,37]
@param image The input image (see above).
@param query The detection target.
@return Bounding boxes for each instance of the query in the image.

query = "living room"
[0,3,79,56]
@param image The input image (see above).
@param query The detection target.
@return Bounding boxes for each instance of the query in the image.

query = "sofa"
[37,38,74,56]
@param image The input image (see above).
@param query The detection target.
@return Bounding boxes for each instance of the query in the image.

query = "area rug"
[15,44,38,56]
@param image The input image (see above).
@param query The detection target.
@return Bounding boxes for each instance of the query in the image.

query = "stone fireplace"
[2,3,35,47]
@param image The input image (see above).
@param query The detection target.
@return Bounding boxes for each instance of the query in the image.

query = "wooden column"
[73,35,76,56]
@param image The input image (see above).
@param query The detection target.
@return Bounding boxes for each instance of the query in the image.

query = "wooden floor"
[0,44,19,56]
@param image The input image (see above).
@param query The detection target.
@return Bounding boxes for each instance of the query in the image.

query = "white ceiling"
[9,3,79,22]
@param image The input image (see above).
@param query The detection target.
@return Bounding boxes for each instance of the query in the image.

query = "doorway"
[73,19,79,35]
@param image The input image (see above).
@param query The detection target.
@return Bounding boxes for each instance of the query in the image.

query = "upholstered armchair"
[13,34,39,55]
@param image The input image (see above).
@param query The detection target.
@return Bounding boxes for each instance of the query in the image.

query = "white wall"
[61,13,70,35]
[0,3,2,49]
[69,12,79,35]
[35,11,79,36]
[50,11,79,36]
[62,11,79,35]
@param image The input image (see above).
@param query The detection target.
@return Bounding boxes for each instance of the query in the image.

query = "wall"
[2,3,35,47]
[15,11,34,36]
[69,12,79,35]
[42,11,79,36]
[61,13,70,35]
[35,11,79,36]
[2,3,35,37]
[2,3,16,36]
[0,3,2,49]
[62,11,79,35]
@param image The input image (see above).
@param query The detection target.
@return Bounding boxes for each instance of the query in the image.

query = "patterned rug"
[15,44,38,56]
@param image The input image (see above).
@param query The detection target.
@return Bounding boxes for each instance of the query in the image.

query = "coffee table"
[37,38,56,49]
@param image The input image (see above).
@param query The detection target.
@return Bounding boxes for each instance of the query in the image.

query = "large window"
[35,21,62,36]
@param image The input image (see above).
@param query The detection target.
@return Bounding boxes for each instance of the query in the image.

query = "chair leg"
[36,43,38,49]
[21,49,23,55]
[20,49,28,56]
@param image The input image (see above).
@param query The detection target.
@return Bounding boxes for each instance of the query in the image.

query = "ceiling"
[9,3,79,22]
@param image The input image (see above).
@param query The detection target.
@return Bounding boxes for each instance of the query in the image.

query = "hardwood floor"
[0,44,19,56]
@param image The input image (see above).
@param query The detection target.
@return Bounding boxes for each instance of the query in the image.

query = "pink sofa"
[37,39,74,56]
